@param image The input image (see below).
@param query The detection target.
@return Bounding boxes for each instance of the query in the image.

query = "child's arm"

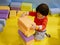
[21,11,36,17]
[29,11,36,16]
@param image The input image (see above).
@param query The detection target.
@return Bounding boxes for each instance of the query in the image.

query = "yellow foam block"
[9,10,16,18]
[18,16,35,37]
[0,6,10,10]
[17,11,27,17]
[21,2,32,11]
[19,35,34,45]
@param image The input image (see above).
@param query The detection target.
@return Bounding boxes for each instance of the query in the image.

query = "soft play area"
[0,0,60,45]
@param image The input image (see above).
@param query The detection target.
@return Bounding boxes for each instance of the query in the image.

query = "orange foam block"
[18,16,35,37]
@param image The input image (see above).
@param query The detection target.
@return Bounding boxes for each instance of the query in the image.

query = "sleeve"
[29,11,36,16]
[42,17,48,31]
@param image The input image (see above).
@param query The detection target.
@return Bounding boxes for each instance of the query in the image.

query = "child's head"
[36,3,49,18]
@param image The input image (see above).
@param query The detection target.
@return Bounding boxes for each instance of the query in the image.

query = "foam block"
[18,30,34,45]
[10,2,21,11]
[18,16,35,37]
[0,19,6,26]
[10,2,21,8]
[0,10,9,19]
[21,2,32,11]
[0,10,9,14]
[0,14,8,19]
[9,10,16,18]
[0,6,10,10]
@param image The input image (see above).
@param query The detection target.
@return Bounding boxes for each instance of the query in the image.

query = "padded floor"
[0,16,60,45]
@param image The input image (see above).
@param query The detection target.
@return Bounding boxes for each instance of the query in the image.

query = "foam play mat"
[0,0,60,45]
[0,15,60,45]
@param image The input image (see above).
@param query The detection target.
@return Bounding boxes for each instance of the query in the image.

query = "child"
[22,3,50,40]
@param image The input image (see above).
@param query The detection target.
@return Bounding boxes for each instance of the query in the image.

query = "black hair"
[36,3,49,16]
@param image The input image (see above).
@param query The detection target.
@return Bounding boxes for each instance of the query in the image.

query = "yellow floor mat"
[0,16,60,45]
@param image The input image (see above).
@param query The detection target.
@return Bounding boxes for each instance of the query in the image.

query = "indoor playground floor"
[0,16,60,45]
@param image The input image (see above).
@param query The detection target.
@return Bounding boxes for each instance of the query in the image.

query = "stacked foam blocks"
[18,16,35,45]
[0,6,10,10]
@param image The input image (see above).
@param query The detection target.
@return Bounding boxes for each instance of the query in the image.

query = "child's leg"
[34,31,46,40]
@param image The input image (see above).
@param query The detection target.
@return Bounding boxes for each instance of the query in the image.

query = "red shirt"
[29,12,48,31]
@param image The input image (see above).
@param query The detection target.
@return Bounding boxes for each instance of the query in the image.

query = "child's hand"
[36,25,43,32]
